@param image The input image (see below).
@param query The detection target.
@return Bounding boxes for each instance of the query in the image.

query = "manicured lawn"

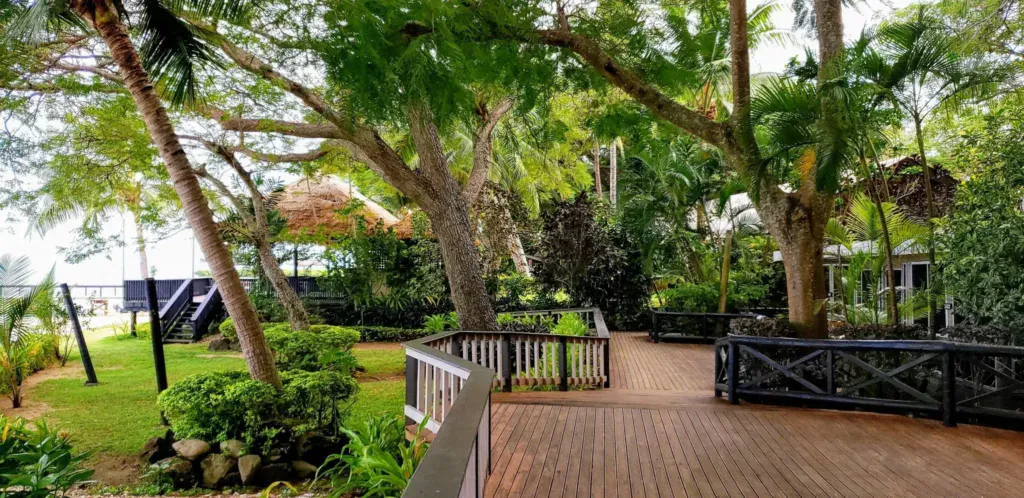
[28,327,406,460]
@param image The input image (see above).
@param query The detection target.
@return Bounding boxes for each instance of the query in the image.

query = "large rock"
[292,460,317,479]
[138,430,175,466]
[220,439,244,458]
[173,439,211,461]
[238,455,262,486]
[152,456,196,489]
[199,453,237,488]
[296,433,342,467]
[258,463,295,486]
[207,336,232,352]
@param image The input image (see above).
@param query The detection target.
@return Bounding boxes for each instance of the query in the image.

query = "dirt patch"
[354,342,403,351]
[85,454,141,488]
[1,364,85,419]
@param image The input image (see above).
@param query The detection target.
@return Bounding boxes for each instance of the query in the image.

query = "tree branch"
[465,97,514,206]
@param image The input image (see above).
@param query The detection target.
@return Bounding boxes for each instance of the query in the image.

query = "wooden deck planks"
[486,402,1024,497]
[484,332,1024,497]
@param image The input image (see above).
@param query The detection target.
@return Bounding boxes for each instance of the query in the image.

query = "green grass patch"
[346,380,404,425]
[353,344,405,380]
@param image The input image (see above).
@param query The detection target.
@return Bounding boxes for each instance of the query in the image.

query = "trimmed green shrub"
[943,324,1019,346]
[351,326,431,343]
[729,318,795,337]
[265,326,360,372]
[281,370,359,435]
[157,371,279,447]
[218,318,237,341]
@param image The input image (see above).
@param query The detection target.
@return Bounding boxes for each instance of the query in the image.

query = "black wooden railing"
[158,279,195,339]
[651,311,762,343]
[189,283,222,340]
[403,331,493,498]
[124,279,188,312]
[715,335,1024,429]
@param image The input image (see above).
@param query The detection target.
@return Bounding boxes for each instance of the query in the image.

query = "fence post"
[651,312,659,343]
[60,284,98,386]
[700,316,708,341]
[943,350,957,427]
[603,339,611,388]
[145,279,168,394]
[727,341,739,405]
[826,350,835,395]
[714,345,722,397]
[559,336,568,392]
[502,335,513,393]
[405,353,419,426]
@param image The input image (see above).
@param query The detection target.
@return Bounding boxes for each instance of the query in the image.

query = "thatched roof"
[274,176,405,239]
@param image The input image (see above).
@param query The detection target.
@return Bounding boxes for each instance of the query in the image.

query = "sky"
[0,0,912,286]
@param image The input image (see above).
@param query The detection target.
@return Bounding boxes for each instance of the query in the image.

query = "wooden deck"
[488,332,1024,497]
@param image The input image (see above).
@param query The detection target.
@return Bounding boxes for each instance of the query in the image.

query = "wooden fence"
[715,335,1024,429]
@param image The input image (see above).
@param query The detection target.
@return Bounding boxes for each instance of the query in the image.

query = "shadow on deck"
[488,333,1024,497]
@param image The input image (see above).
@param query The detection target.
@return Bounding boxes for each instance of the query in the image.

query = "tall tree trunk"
[255,236,310,331]
[609,141,618,208]
[913,115,940,338]
[592,143,603,199]
[132,213,150,279]
[408,107,498,331]
[86,2,280,386]
[758,185,832,338]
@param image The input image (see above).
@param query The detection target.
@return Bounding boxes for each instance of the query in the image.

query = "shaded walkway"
[489,331,1024,497]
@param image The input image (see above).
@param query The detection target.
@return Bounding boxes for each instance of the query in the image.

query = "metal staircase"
[158,279,223,344]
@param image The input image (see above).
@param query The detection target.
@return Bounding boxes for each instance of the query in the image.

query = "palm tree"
[875,6,1005,336]
[8,0,281,386]
[0,255,54,408]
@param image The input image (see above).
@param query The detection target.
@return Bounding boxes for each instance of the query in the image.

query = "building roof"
[274,176,408,239]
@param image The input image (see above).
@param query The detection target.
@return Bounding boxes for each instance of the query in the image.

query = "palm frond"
[137,0,224,107]
[5,0,87,43]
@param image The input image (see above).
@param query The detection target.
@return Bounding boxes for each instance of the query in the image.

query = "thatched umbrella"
[274,176,404,239]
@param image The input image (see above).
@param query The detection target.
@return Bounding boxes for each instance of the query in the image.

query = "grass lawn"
[27,326,406,462]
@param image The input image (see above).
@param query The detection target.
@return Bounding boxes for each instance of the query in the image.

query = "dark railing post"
[727,341,739,405]
[943,350,957,427]
[502,335,513,392]
[405,355,419,426]
[651,312,659,343]
[826,349,835,395]
[559,336,568,392]
[145,279,169,395]
[60,284,98,386]
[714,345,722,397]
[603,339,611,388]
[700,316,708,340]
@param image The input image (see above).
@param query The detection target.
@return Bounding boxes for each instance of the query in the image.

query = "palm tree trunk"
[592,143,603,199]
[913,115,940,338]
[860,154,899,324]
[132,213,150,279]
[86,3,280,386]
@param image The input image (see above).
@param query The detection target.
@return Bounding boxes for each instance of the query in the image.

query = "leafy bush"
[315,415,426,497]
[729,317,795,338]
[265,326,361,372]
[943,324,1020,346]
[160,370,359,450]
[218,317,237,341]
[551,313,588,336]
[829,323,927,341]
[0,417,93,498]
[423,312,458,333]
[281,370,359,436]
[351,326,431,343]
[157,371,279,448]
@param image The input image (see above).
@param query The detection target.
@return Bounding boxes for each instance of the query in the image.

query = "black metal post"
[727,341,739,404]
[558,336,568,392]
[700,316,708,340]
[714,345,722,397]
[943,351,957,427]
[145,278,168,395]
[405,355,418,426]
[502,335,513,392]
[60,284,98,386]
[651,313,659,343]
[826,350,835,395]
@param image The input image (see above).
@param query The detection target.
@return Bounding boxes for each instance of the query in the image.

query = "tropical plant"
[0,255,55,408]
[551,313,588,337]
[31,290,74,366]
[315,415,427,498]
[0,416,94,498]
